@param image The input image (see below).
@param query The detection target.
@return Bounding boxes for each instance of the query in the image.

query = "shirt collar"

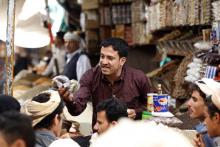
[101,66,126,83]
[66,49,81,63]
[195,122,207,133]
[35,130,56,138]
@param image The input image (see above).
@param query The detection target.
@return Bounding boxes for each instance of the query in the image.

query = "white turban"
[49,139,80,147]
[195,78,220,110]
[23,90,61,127]
[90,119,193,147]
[64,32,80,42]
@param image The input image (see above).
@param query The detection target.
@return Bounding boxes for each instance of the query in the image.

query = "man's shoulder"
[124,66,149,86]
[79,50,89,57]
[85,65,100,72]
[125,66,146,77]
[78,51,89,58]
[82,66,101,79]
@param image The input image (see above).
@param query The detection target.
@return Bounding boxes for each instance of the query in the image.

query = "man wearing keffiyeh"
[195,78,220,147]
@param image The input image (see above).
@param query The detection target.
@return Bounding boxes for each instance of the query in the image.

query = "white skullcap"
[49,139,80,147]
[64,32,80,42]
[90,119,193,147]
[195,78,220,110]
[23,89,61,127]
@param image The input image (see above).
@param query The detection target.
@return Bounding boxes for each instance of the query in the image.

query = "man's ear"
[120,57,127,66]
[111,121,118,126]
[11,139,26,147]
[214,112,220,122]
[53,114,60,126]
[211,112,220,125]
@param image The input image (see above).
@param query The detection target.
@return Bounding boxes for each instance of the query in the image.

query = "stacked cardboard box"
[82,0,100,53]
[131,0,148,44]
[82,0,99,10]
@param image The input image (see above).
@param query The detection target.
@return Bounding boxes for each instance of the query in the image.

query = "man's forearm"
[135,103,146,120]
[65,98,87,116]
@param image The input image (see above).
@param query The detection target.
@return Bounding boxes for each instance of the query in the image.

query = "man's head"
[187,83,207,120]
[99,38,128,78]
[93,98,128,134]
[55,31,65,48]
[0,95,20,113]
[196,79,220,137]
[23,90,64,137]
[0,111,35,147]
[63,32,80,54]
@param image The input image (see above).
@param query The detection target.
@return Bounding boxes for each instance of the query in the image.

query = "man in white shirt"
[42,31,66,76]
[62,31,91,81]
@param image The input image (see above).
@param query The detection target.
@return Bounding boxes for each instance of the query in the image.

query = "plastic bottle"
[157,83,162,94]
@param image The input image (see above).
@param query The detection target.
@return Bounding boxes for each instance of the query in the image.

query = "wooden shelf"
[111,1,132,5]
[151,24,212,36]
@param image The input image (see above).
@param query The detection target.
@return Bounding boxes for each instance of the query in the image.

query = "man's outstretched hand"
[58,87,74,102]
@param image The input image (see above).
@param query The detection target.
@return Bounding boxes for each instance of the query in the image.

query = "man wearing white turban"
[62,31,91,81]
[196,78,220,147]
[187,78,214,147]
[23,90,64,147]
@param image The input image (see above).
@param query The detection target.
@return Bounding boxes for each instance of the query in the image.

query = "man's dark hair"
[189,83,206,101]
[0,94,20,113]
[100,38,129,58]
[56,31,65,42]
[32,93,64,129]
[96,98,128,122]
[206,97,220,118]
[0,111,35,147]
[56,31,65,39]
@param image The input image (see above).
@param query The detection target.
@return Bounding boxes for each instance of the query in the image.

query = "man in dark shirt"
[59,37,152,126]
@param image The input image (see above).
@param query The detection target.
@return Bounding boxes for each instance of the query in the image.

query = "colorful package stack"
[131,0,146,23]
[132,22,147,44]
[112,5,131,25]
[188,0,200,25]
[200,0,211,25]
[172,0,188,26]
[204,66,217,79]
[211,21,220,42]
[212,1,220,21]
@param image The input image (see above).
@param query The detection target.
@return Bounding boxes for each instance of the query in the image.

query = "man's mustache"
[100,64,110,68]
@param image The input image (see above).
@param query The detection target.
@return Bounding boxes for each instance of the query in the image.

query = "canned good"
[147,93,157,112]
[142,111,152,120]
[153,94,168,112]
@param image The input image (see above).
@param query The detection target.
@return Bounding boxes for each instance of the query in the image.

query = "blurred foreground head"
[49,138,80,147]
[91,119,193,147]
[0,111,35,147]
[0,94,20,113]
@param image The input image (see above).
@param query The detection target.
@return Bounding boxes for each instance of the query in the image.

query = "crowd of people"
[0,32,220,147]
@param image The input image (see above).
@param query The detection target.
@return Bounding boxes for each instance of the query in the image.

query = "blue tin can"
[153,94,168,112]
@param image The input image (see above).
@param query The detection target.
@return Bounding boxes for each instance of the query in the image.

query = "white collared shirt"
[42,46,66,76]
[66,49,91,81]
